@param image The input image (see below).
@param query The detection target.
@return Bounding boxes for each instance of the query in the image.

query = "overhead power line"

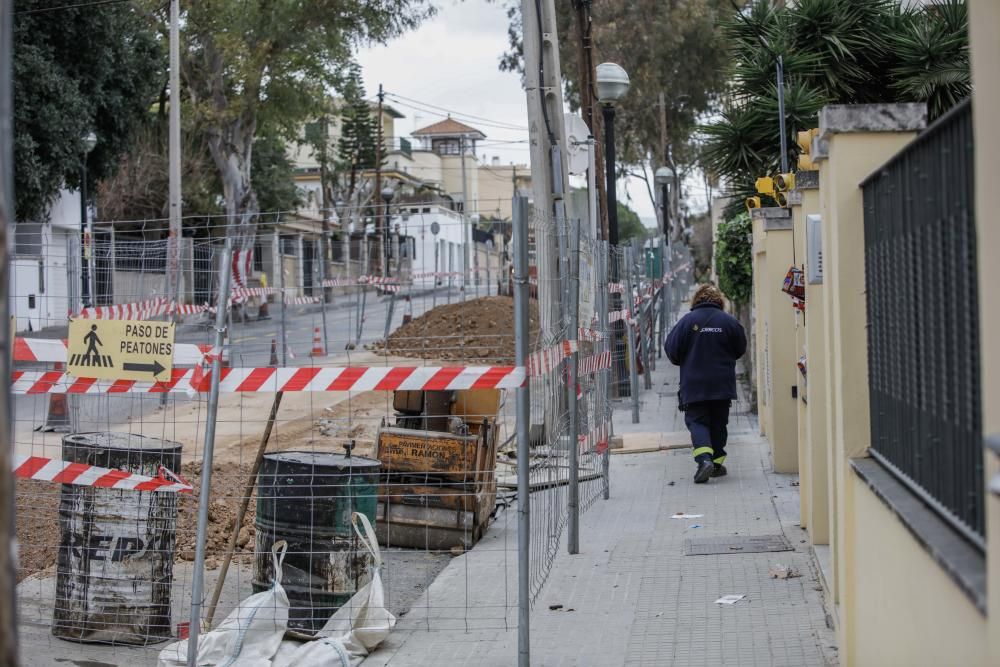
[383,91,530,132]
[15,0,132,14]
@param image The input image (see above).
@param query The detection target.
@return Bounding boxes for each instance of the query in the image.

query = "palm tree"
[702,0,969,217]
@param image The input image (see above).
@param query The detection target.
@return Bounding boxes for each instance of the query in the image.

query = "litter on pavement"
[768,564,802,579]
[671,513,704,519]
[714,595,746,605]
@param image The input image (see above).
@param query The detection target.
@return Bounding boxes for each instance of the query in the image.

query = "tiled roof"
[412,117,486,139]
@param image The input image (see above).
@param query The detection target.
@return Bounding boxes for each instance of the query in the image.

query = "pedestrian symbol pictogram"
[70,324,115,368]
[67,319,175,381]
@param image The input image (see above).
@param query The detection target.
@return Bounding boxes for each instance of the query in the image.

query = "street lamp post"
[655,166,674,239]
[596,63,630,397]
[80,132,97,308]
[380,186,394,278]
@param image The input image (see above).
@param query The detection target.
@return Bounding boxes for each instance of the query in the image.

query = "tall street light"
[380,186,394,277]
[655,166,674,239]
[596,62,630,396]
[80,131,97,307]
[596,63,629,244]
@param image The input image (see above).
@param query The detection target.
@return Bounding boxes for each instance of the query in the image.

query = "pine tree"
[337,63,383,175]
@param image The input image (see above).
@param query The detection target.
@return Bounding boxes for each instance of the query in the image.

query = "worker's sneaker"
[711,464,728,478]
[694,459,715,484]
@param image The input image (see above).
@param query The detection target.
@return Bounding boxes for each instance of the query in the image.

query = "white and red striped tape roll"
[14,337,212,366]
[11,365,527,395]
[527,341,577,377]
[608,282,625,293]
[13,455,192,493]
[578,350,612,375]
[577,327,606,342]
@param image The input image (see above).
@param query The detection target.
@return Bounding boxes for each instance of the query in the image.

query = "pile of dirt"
[378,296,539,363]
[15,479,60,582]
[174,461,256,568]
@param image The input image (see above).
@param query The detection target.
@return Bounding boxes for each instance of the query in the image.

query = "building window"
[253,243,264,272]
[432,138,460,156]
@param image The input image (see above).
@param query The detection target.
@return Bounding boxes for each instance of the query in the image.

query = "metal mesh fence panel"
[10,205,696,663]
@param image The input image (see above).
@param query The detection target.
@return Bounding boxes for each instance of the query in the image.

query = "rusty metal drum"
[53,432,181,644]
[253,450,380,634]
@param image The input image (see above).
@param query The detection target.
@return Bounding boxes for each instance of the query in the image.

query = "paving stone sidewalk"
[364,358,838,666]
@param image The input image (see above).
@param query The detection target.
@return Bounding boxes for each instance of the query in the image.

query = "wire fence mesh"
[10,207,690,663]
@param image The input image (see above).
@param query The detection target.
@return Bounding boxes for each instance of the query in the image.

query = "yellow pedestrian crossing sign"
[67,319,175,381]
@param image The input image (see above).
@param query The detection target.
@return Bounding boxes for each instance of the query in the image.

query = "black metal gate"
[862,98,982,544]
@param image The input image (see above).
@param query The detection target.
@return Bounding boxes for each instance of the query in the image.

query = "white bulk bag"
[272,513,395,667]
[159,540,290,667]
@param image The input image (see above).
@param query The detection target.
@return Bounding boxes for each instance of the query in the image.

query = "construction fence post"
[598,241,611,500]
[567,217,581,555]
[0,1,19,655]
[187,238,234,667]
[512,195,531,667]
[624,246,641,423]
[318,234,329,355]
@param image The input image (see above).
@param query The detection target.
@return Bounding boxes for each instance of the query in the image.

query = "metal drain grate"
[683,534,792,556]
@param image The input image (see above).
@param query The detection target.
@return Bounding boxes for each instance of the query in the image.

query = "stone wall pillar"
[817,103,925,652]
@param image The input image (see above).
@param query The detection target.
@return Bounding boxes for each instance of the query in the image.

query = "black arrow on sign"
[122,360,167,377]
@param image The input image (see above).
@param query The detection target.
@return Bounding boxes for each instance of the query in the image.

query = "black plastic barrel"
[53,432,181,645]
[253,451,381,634]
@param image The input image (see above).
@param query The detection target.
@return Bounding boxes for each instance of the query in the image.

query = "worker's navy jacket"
[664,303,747,406]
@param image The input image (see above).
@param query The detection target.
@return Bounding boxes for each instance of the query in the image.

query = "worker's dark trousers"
[684,400,731,465]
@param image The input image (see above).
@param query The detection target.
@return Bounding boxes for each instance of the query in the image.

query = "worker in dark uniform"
[665,284,747,484]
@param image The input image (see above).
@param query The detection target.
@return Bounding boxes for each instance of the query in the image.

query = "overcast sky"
[356,0,665,224]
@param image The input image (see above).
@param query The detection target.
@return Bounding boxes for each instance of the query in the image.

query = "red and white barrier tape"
[284,296,321,306]
[14,337,212,366]
[13,455,192,493]
[577,327,605,342]
[72,299,214,320]
[608,309,632,325]
[527,341,577,377]
[410,271,462,279]
[231,286,281,298]
[578,350,612,375]
[72,298,171,320]
[174,303,211,315]
[12,364,526,395]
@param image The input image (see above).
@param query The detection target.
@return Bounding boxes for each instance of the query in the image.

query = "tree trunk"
[206,115,258,245]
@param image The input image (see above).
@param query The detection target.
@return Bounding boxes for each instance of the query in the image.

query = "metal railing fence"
[862,98,983,544]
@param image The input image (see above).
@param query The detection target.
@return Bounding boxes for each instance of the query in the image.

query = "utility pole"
[0,0,20,660]
[374,84,385,277]
[460,133,470,301]
[572,0,608,240]
[168,0,182,309]
[522,0,571,338]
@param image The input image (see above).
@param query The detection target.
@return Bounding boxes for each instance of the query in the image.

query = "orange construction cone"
[269,338,279,367]
[310,327,326,357]
[36,362,71,433]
